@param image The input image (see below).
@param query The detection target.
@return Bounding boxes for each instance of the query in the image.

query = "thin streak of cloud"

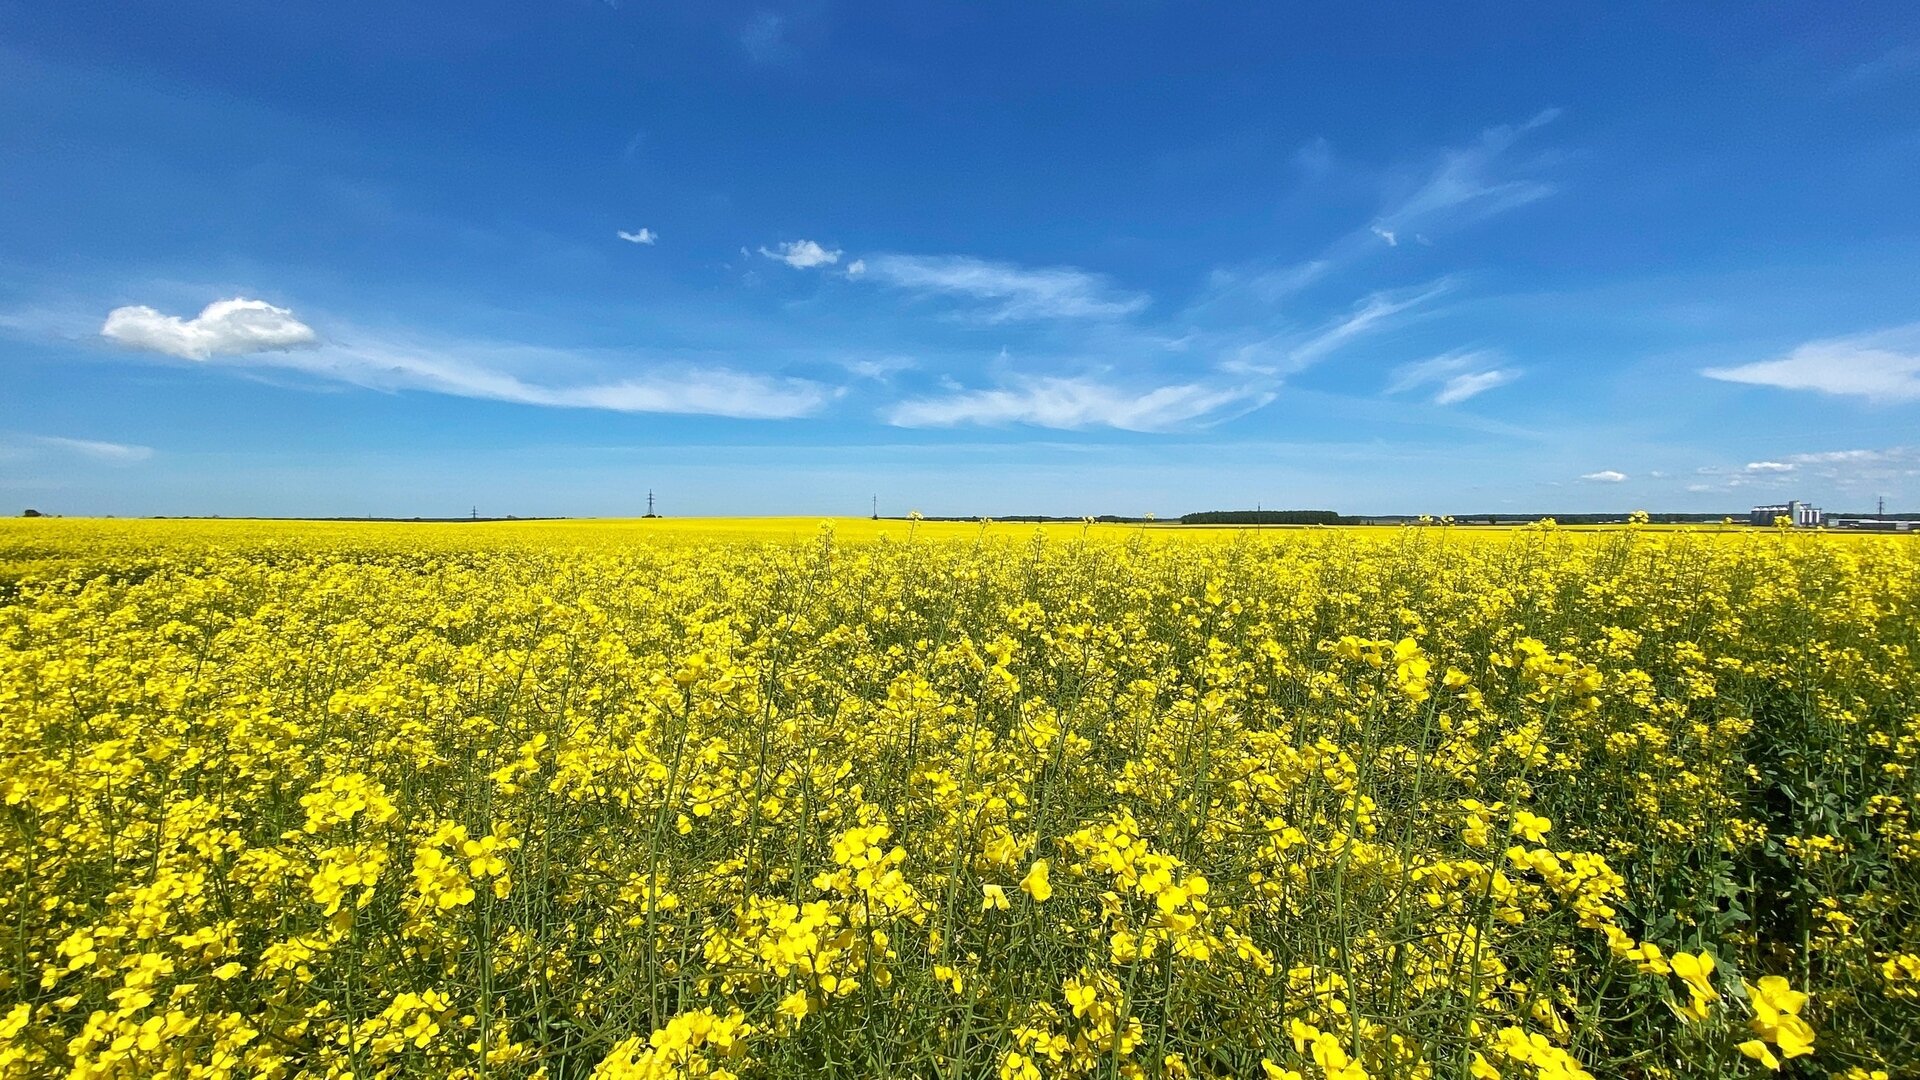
[885,376,1270,433]
[854,253,1149,323]
[1835,43,1920,92]
[254,336,833,419]
[1387,349,1521,405]
[1703,325,1920,403]
[1372,109,1560,236]
[740,11,792,64]
[26,435,155,463]
[1207,111,1560,305]
[96,300,832,419]
[1432,369,1519,405]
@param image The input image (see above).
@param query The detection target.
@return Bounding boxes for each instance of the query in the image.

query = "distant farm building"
[1826,517,1917,532]
[1750,501,1822,527]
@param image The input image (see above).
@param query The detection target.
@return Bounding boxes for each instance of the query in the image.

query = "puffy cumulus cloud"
[853,254,1148,323]
[1580,470,1629,483]
[101,298,320,360]
[1703,325,1920,403]
[884,376,1270,433]
[616,228,658,245]
[1386,348,1521,405]
[759,240,842,269]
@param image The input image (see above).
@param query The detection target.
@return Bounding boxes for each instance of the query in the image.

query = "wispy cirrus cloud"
[1207,111,1560,303]
[1703,325,1920,403]
[1289,284,1444,367]
[1218,280,1450,376]
[885,376,1270,433]
[616,227,657,245]
[1370,109,1560,240]
[852,254,1149,323]
[247,337,831,419]
[1834,43,1920,92]
[7,434,155,464]
[1387,350,1522,405]
[98,299,832,420]
[740,11,793,64]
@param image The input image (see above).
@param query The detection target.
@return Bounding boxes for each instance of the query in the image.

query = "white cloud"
[885,376,1270,432]
[740,11,790,63]
[27,435,154,463]
[854,254,1148,322]
[1373,110,1560,237]
[1744,461,1794,473]
[1202,114,1559,309]
[845,259,866,277]
[1791,449,1888,464]
[1580,470,1628,483]
[1703,325,1920,403]
[1839,43,1920,91]
[319,341,830,418]
[101,298,320,360]
[1433,369,1520,405]
[103,315,831,419]
[616,227,658,245]
[842,357,915,381]
[1386,348,1520,405]
[760,240,841,269]
[1283,282,1450,369]
[1779,446,1919,491]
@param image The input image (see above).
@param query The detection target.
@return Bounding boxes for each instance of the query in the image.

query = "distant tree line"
[906,515,1153,523]
[1176,510,1760,526]
[1448,512,1734,525]
[1179,510,1342,525]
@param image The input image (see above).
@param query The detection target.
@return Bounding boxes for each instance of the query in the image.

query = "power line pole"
[647,490,656,517]
[1879,494,1886,517]
[872,494,878,520]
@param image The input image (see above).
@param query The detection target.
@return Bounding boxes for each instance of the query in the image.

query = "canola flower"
[0,515,1916,1078]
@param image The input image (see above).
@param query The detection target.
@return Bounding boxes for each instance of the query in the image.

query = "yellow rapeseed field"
[0,517,1915,1079]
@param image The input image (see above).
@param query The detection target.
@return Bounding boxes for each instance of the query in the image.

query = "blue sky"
[4,1,1919,517]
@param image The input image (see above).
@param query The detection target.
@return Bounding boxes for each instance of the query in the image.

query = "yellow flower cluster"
[0,516,1915,1078]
